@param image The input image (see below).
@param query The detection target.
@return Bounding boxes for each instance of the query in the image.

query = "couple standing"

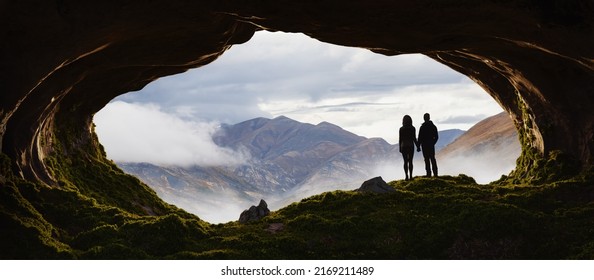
[399,113,438,180]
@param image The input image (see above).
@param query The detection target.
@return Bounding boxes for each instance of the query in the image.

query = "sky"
[94,30,505,165]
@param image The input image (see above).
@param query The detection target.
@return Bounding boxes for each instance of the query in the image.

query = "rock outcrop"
[357,177,395,193]
[239,199,271,223]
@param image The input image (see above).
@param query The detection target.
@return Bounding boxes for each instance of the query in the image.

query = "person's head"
[424,113,431,122]
[402,115,412,126]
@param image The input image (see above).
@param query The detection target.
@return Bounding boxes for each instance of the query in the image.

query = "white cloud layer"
[95,30,507,172]
[93,101,248,167]
[115,31,504,144]
[92,31,517,222]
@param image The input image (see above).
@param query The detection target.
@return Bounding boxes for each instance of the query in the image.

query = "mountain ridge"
[213,115,366,161]
[119,115,470,222]
[436,112,520,183]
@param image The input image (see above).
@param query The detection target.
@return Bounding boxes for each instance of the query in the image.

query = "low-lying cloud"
[371,153,516,185]
[116,31,504,142]
[93,101,249,167]
[437,153,517,184]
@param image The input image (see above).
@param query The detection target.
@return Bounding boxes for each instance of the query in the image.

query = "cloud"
[100,30,505,156]
[92,31,517,222]
[114,31,502,130]
[440,114,490,125]
[93,101,249,167]
[437,153,517,184]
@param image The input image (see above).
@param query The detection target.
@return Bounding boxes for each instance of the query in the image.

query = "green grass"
[2,139,594,259]
[198,175,594,259]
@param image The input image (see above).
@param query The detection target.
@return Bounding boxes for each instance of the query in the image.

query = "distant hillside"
[212,116,368,189]
[119,116,467,222]
[437,112,521,183]
[436,129,465,151]
[120,116,396,222]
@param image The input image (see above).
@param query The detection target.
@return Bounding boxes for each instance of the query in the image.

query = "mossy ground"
[3,101,590,259]
[3,158,594,259]
[201,175,594,259]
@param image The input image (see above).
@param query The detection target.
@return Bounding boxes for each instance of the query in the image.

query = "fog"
[94,101,250,167]
[93,103,517,223]
[92,31,516,223]
[437,154,517,184]
[165,153,517,224]
[153,185,251,224]
[372,153,517,184]
[96,102,518,223]
[114,160,518,224]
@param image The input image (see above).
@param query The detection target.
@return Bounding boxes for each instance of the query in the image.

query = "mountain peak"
[316,121,337,127]
[270,115,301,126]
[273,115,290,120]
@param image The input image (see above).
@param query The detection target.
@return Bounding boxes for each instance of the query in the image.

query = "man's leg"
[422,146,432,176]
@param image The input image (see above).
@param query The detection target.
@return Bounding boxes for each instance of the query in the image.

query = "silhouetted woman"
[399,115,419,180]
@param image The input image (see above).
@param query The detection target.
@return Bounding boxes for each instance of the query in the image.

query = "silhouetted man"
[418,113,438,177]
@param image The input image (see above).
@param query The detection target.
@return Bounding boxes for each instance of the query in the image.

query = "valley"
[117,113,518,223]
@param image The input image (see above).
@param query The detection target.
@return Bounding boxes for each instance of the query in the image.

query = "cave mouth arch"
[1,1,593,259]
[92,31,513,223]
[2,1,593,199]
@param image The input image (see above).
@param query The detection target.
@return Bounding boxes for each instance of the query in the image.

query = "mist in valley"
[92,31,517,224]
[123,150,519,224]
[97,105,520,224]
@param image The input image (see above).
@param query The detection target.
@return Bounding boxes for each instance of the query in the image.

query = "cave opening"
[2,1,592,259]
[92,31,515,223]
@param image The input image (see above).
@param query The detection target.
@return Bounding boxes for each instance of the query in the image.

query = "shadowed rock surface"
[1,0,594,259]
[1,1,593,186]
[357,176,395,193]
[239,199,270,224]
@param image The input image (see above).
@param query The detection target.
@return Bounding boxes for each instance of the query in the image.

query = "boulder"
[239,199,271,223]
[357,176,395,193]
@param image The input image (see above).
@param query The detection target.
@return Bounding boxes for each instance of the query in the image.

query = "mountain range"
[117,114,517,223]
[436,112,520,182]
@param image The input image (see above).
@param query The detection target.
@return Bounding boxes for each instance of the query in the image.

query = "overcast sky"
[94,31,504,165]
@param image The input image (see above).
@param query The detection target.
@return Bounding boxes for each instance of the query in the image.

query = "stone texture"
[239,199,270,223]
[357,176,395,193]
[0,1,593,185]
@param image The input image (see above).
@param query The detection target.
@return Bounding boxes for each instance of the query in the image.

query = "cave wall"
[1,0,593,185]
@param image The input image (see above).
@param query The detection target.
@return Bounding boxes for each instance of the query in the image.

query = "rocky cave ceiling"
[1,0,593,184]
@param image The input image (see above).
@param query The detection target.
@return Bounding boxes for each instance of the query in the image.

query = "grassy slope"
[4,146,594,260]
[201,175,594,259]
[2,115,594,259]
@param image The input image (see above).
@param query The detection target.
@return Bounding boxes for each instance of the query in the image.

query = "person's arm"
[416,127,422,151]
[398,127,403,153]
[433,125,439,145]
[414,127,420,151]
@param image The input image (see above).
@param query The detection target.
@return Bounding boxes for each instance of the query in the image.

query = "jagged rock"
[239,199,270,223]
[357,176,395,193]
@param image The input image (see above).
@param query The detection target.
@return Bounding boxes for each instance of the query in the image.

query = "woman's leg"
[408,155,414,179]
[403,155,409,180]
[403,152,413,180]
